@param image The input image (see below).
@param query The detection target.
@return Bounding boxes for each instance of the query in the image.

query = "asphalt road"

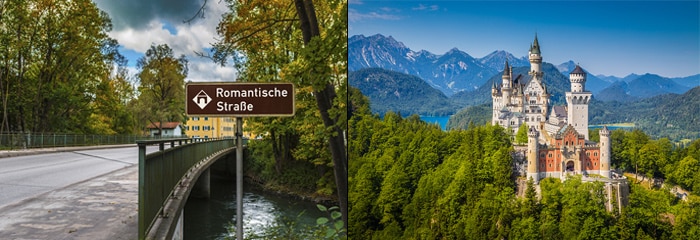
[0,146,161,210]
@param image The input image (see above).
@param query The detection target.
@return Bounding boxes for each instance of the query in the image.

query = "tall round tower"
[501,60,512,106]
[528,34,543,77]
[570,65,586,92]
[599,126,611,178]
[527,126,540,183]
[566,64,593,139]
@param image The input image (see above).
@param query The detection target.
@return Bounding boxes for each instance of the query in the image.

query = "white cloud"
[349,8,401,22]
[412,4,440,11]
[107,0,236,82]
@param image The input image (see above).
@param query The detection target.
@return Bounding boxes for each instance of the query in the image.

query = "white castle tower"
[528,34,543,79]
[566,65,592,139]
[599,126,612,178]
[501,60,512,106]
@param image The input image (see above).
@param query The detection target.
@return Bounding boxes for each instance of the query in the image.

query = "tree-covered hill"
[349,89,700,239]
[349,68,457,116]
[590,86,700,141]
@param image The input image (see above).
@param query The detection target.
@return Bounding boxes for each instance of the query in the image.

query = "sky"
[349,0,700,78]
[93,0,236,82]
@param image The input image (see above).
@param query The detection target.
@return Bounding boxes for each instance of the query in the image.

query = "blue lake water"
[420,116,451,131]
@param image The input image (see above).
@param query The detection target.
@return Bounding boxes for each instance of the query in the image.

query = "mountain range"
[350,34,699,101]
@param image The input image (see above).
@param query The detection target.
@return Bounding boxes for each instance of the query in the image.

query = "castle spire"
[502,60,510,77]
[530,34,541,55]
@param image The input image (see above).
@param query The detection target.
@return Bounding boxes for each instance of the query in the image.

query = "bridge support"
[191,168,211,199]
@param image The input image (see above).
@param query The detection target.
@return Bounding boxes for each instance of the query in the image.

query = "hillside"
[349,68,457,116]
[449,86,699,140]
[590,86,700,140]
[596,74,691,102]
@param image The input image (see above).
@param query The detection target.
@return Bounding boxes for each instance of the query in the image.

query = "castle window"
[549,164,552,168]
[548,153,552,158]
[594,152,598,157]
[594,162,597,166]
[587,162,590,167]
[586,152,590,156]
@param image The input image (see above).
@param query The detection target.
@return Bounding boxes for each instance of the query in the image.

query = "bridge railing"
[137,137,235,240]
[0,132,168,150]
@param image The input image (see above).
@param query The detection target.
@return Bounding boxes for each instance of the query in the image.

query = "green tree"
[133,44,187,135]
[515,122,529,145]
[213,0,348,228]
[622,129,650,180]
[0,0,122,133]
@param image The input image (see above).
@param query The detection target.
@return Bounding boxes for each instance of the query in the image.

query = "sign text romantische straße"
[186,82,295,117]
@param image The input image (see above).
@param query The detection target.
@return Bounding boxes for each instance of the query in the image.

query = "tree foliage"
[350,90,700,239]
[0,0,135,134]
[515,122,529,145]
[132,44,187,134]
[212,0,348,228]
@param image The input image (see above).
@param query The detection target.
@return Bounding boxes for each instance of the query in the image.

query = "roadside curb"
[0,144,136,158]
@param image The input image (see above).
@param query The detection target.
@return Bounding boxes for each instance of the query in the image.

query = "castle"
[491,35,612,183]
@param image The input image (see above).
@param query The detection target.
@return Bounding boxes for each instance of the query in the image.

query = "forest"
[349,87,699,239]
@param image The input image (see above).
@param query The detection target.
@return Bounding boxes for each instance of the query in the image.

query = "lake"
[420,115,451,131]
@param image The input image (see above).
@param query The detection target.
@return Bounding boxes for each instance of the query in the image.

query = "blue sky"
[349,1,700,78]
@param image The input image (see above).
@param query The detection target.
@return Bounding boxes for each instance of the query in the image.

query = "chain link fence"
[0,133,159,150]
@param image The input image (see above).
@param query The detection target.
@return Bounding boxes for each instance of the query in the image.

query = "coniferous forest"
[349,87,700,239]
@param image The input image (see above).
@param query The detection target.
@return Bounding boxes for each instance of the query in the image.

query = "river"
[184,176,326,239]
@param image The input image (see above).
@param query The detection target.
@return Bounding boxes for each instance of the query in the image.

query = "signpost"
[186,82,294,116]
[186,82,295,240]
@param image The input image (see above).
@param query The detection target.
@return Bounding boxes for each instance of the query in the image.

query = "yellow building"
[185,116,255,139]
[185,116,237,139]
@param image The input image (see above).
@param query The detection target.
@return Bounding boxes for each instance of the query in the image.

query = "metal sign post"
[185,82,295,240]
[235,117,243,240]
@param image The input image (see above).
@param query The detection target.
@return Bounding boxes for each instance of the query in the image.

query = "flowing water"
[184,176,326,239]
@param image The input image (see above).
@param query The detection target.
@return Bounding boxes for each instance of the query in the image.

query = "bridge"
[137,137,244,239]
[0,137,247,240]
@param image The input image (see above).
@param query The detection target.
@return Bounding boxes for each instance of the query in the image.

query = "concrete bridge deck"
[0,164,139,239]
[0,145,161,239]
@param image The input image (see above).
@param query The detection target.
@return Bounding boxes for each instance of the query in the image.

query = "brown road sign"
[186,82,295,117]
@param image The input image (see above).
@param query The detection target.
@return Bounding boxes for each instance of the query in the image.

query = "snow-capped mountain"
[479,50,529,70]
[349,34,497,96]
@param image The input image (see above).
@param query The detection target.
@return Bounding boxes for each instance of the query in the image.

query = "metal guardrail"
[137,138,235,240]
[0,133,160,150]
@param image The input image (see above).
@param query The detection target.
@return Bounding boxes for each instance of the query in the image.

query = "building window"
[586,152,590,156]
[594,152,598,156]
[192,126,200,131]
[548,153,552,158]
[203,126,211,131]
[192,117,200,121]
[204,117,209,121]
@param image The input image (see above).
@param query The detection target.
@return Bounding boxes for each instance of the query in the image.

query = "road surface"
[0,146,160,210]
